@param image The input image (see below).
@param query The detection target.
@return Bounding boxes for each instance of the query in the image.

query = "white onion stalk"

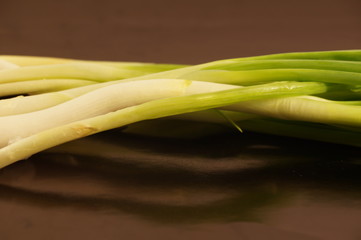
[225,96,361,127]
[0,60,19,70]
[0,79,97,96]
[0,83,107,116]
[0,79,237,148]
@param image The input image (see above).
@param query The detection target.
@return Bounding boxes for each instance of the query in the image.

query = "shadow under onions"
[0,120,360,224]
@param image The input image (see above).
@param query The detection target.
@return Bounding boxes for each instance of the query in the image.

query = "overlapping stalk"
[0,50,360,169]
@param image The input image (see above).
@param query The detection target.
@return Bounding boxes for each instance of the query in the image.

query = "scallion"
[0,50,360,169]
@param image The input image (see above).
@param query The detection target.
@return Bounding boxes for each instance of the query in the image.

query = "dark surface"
[0,129,360,240]
[0,0,361,239]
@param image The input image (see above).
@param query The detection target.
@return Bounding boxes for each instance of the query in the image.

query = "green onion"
[204,59,361,72]
[0,50,360,169]
[0,81,326,168]
[238,49,361,61]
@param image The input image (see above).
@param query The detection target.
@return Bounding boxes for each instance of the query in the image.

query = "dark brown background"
[1,0,361,64]
[0,0,361,240]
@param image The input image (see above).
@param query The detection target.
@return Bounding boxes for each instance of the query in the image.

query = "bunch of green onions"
[0,50,360,169]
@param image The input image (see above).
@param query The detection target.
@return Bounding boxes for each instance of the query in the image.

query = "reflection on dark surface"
[0,122,360,239]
